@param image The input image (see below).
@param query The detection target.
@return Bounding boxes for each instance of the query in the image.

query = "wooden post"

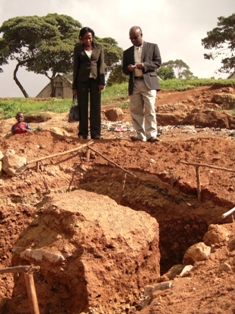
[0,265,40,274]
[118,173,127,204]
[221,207,235,219]
[0,266,40,314]
[86,148,91,162]
[196,165,201,202]
[88,146,136,178]
[181,161,235,203]
[180,161,235,173]
[27,141,94,165]
[36,162,40,172]
[24,273,40,314]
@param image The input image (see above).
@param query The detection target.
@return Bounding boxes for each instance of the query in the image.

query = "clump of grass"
[102,82,128,105]
[120,101,129,109]
[160,78,235,91]
[0,98,72,119]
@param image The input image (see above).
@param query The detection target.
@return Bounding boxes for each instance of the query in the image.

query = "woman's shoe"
[92,135,101,140]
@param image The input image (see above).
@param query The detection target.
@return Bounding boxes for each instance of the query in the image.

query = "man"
[122,26,161,142]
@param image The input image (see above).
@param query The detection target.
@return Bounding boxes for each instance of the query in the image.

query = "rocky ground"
[0,84,235,313]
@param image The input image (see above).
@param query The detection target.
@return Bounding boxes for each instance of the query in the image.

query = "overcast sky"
[0,0,234,97]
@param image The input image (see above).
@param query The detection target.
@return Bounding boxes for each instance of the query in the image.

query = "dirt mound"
[0,84,235,313]
[139,222,235,314]
[8,190,159,314]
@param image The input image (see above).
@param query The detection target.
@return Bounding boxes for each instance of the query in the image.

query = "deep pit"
[78,164,231,274]
[0,156,234,313]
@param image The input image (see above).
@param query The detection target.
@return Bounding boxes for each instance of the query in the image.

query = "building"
[36,74,73,98]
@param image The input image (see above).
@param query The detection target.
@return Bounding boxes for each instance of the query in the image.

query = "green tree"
[96,37,123,73]
[26,14,82,97]
[0,14,81,97]
[107,64,128,86]
[0,15,124,97]
[201,13,235,75]
[157,66,175,80]
[95,37,124,85]
[161,59,194,79]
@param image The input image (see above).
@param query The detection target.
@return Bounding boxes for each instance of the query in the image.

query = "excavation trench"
[0,153,233,313]
[77,164,229,274]
[0,162,231,278]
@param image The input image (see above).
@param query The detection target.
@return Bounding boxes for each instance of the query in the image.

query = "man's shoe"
[130,136,142,142]
[147,136,160,143]
[78,135,87,140]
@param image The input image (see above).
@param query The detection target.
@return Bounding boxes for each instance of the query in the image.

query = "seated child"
[12,112,31,135]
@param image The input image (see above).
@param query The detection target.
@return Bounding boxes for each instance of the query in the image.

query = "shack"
[36,74,73,98]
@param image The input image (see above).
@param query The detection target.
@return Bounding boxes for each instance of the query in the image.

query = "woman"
[72,27,105,140]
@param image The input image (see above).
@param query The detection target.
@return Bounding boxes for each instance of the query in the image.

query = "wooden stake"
[27,141,94,165]
[0,265,40,274]
[88,146,136,178]
[0,265,40,314]
[86,148,91,162]
[119,173,127,204]
[222,207,235,219]
[196,165,201,202]
[24,273,40,314]
[181,161,235,173]
[36,161,40,172]
[181,160,235,202]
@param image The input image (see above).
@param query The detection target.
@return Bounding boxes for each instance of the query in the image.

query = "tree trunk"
[13,63,29,98]
[13,57,36,98]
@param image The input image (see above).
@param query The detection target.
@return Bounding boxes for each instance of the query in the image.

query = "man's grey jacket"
[122,41,161,95]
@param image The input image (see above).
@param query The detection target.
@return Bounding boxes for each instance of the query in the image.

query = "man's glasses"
[129,35,140,40]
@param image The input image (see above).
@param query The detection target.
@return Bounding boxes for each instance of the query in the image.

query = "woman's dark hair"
[79,27,95,40]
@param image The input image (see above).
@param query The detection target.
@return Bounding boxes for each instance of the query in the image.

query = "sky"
[0,0,234,97]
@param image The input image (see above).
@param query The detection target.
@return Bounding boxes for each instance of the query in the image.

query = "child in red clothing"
[11,112,30,135]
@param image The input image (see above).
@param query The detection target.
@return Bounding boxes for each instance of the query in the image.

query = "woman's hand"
[127,64,136,72]
[98,85,104,93]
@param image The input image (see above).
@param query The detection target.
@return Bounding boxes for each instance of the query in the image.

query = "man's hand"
[136,63,144,70]
[72,89,77,95]
[127,64,136,72]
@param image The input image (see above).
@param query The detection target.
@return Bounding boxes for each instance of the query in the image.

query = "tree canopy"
[0,14,81,97]
[158,59,194,79]
[27,14,83,97]
[96,37,123,73]
[95,37,124,85]
[0,14,123,97]
[157,66,175,80]
[201,13,235,75]
[106,64,128,86]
